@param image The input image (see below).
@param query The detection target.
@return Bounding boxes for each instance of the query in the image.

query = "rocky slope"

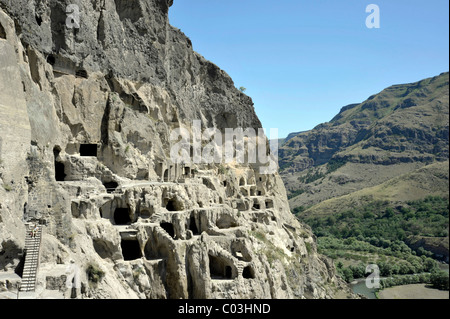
[278,74,449,263]
[0,1,350,299]
[280,73,449,208]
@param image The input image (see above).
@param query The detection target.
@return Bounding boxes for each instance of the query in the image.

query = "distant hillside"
[279,72,449,172]
[278,73,449,269]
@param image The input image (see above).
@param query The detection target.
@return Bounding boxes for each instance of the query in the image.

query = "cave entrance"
[166,198,181,211]
[46,54,56,66]
[103,181,118,194]
[114,208,131,225]
[163,169,169,182]
[144,239,169,260]
[93,239,111,259]
[265,200,274,209]
[225,266,232,279]
[79,144,98,157]
[189,215,199,235]
[0,23,6,40]
[253,200,261,210]
[209,255,234,280]
[242,266,255,279]
[239,178,245,186]
[55,162,66,181]
[140,208,153,219]
[53,146,66,181]
[160,222,175,239]
[75,68,88,79]
[121,239,142,261]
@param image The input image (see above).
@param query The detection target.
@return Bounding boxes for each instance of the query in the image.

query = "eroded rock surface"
[0,1,352,299]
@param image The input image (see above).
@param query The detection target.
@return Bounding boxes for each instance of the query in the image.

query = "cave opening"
[209,255,234,280]
[75,68,88,79]
[253,201,260,210]
[55,162,66,182]
[121,239,142,261]
[239,178,245,186]
[0,23,6,39]
[166,199,181,211]
[140,208,152,219]
[103,181,118,193]
[53,146,66,181]
[189,215,199,235]
[265,200,274,209]
[79,144,98,157]
[225,266,232,279]
[47,54,56,66]
[160,222,175,238]
[35,14,42,26]
[114,208,131,225]
[93,239,111,259]
[163,169,169,182]
[242,266,255,279]
[144,238,169,260]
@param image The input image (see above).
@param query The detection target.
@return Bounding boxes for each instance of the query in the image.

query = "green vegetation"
[296,160,348,186]
[326,158,347,173]
[380,273,432,289]
[86,263,105,284]
[430,270,449,290]
[300,196,448,282]
[320,236,439,282]
[288,188,305,200]
[378,270,449,291]
[299,169,325,184]
[218,164,227,175]
[305,196,449,243]
[238,86,247,93]
[2,184,12,192]
[292,206,306,215]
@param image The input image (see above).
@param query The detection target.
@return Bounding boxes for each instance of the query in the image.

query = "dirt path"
[378,284,449,299]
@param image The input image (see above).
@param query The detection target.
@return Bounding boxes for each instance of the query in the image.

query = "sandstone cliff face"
[0,0,350,299]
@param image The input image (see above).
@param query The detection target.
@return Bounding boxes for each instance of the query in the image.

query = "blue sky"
[169,0,449,138]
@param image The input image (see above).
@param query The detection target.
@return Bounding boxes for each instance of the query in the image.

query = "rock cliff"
[0,0,350,299]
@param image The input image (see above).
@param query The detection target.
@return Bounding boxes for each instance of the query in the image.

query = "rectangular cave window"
[55,162,66,181]
[121,239,142,261]
[160,222,175,239]
[265,200,274,209]
[209,255,234,279]
[79,144,98,157]
[114,208,131,225]
[253,201,260,210]
[243,266,255,279]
